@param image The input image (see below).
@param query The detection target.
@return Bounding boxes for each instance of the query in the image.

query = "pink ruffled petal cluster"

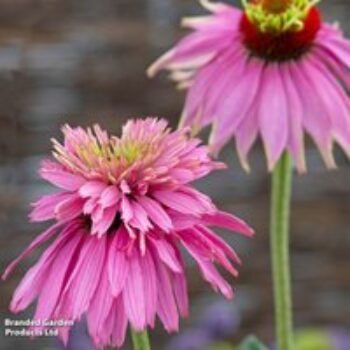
[3,118,253,349]
[148,1,350,172]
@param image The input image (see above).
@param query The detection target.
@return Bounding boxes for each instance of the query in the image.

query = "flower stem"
[270,152,294,350]
[131,329,151,350]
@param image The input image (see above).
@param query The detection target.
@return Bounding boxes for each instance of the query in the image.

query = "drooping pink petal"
[234,99,260,172]
[121,195,133,222]
[167,211,200,230]
[193,227,238,277]
[202,211,254,236]
[171,245,189,317]
[123,248,146,331]
[181,187,216,213]
[87,257,114,340]
[179,47,240,128]
[183,238,234,299]
[280,63,306,172]
[208,53,262,153]
[196,225,241,265]
[155,255,179,332]
[140,248,158,327]
[9,225,76,312]
[110,297,128,348]
[258,64,288,170]
[150,238,182,273]
[79,181,107,198]
[58,234,107,320]
[91,205,118,237]
[2,221,65,280]
[30,192,69,222]
[147,32,228,78]
[108,227,129,297]
[290,60,335,167]
[317,27,350,67]
[55,194,84,221]
[83,197,98,215]
[129,200,153,232]
[40,161,85,191]
[99,185,120,208]
[32,230,84,328]
[306,54,350,153]
[153,190,206,216]
[137,196,173,232]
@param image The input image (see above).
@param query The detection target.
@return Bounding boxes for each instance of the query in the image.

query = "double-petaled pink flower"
[3,118,253,348]
[148,0,350,172]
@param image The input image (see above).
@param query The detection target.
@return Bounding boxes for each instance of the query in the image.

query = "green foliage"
[209,341,236,350]
[239,336,269,350]
[295,329,333,350]
[206,329,334,350]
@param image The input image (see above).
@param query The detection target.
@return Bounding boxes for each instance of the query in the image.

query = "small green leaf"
[239,336,268,350]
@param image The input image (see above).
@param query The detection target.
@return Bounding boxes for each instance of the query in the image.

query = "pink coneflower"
[2,118,253,349]
[148,0,350,172]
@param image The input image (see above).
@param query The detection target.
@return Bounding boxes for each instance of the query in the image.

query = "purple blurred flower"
[167,329,212,350]
[55,320,94,350]
[199,300,241,339]
[330,329,350,350]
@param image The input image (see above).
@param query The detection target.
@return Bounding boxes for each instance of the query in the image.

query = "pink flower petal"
[108,227,129,297]
[121,195,133,222]
[150,238,182,273]
[55,194,84,221]
[171,246,189,317]
[2,221,65,280]
[290,60,335,167]
[182,237,233,299]
[79,181,107,198]
[155,256,179,332]
[58,235,107,320]
[202,210,254,236]
[91,205,118,237]
[258,64,288,170]
[99,185,120,207]
[196,225,241,265]
[87,258,114,339]
[140,248,157,327]
[123,248,146,331]
[40,162,85,191]
[129,200,153,232]
[306,54,350,153]
[32,230,84,328]
[29,192,69,222]
[9,225,76,312]
[137,195,173,232]
[111,297,128,347]
[153,190,206,216]
[280,63,306,172]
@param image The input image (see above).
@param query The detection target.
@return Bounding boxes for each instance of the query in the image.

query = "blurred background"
[0,0,349,349]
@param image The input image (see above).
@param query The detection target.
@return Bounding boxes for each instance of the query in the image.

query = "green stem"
[270,152,294,350]
[130,329,151,350]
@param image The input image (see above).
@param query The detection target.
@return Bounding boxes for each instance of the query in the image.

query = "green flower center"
[242,0,320,34]
[261,0,292,14]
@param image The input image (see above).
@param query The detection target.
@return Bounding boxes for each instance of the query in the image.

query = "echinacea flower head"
[148,0,350,172]
[2,118,253,349]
